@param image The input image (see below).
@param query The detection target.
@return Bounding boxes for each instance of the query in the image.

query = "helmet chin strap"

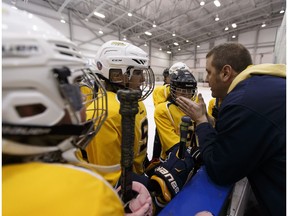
[2,137,75,164]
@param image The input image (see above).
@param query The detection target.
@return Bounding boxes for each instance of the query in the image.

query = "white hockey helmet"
[95,40,155,100]
[169,62,190,74]
[2,3,107,158]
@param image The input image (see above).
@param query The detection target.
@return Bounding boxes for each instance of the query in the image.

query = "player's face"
[174,88,195,100]
[129,69,145,90]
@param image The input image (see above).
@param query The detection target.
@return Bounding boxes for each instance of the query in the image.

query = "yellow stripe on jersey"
[3,162,124,216]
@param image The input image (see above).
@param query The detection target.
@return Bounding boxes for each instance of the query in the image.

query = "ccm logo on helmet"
[111,59,122,62]
[2,43,41,57]
[155,166,180,194]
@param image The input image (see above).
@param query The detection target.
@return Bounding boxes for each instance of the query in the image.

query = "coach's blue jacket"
[196,64,286,216]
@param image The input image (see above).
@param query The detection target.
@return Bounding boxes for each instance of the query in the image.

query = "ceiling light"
[172,31,176,37]
[261,22,266,28]
[93,11,105,18]
[99,29,103,34]
[145,31,152,36]
[159,47,162,51]
[215,14,219,21]
[60,18,66,23]
[173,42,179,46]
[167,51,172,54]
[232,35,236,38]
[214,0,221,7]
[153,21,157,28]
[224,26,229,31]
[186,39,189,42]
[144,42,147,46]
[197,45,200,48]
[128,12,133,17]
[231,23,237,28]
[200,1,205,6]
[178,47,181,51]
[123,36,127,41]
[280,8,285,14]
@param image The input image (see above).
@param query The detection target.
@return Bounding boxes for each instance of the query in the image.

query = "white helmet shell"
[95,40,149,79]
[95,40,155,101]
[2,3,84,126]
[2,3,108,155]
[169,62,191,74]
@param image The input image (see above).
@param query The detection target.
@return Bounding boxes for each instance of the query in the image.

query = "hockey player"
[162,68,170,85]
[154,67,198,160]
[153,62,190,106]
[85,40,155,186]
[2,4,152,216]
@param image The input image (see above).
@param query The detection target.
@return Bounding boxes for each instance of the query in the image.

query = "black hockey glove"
[148,146,195,203]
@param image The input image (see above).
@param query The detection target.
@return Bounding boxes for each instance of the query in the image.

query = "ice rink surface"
[144,83,213,160]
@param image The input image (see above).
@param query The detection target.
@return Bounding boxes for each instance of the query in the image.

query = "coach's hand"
[148,146,194,203]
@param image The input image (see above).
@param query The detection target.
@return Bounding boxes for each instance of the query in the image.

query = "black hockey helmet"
[170,69,197,101]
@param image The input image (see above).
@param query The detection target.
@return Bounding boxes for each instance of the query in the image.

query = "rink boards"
[159,166,233,216]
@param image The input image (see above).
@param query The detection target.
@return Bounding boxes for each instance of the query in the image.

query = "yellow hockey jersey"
[3,162,124,216]
[86,91,149,186]
[80,85,94,108]
[152,84,171,106]
[154,101,196,159]
[207,98,216,117]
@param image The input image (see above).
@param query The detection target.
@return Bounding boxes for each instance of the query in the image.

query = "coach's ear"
[220,64,238,83]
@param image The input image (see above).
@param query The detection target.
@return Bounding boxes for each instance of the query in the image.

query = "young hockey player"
[162,68,170,85]
[152,62,190,107]
[153,67,198,160]
[2,4,152,216]
[85,40,155,186]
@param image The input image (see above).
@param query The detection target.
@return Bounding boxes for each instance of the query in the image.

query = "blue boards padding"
[158,166,233,216]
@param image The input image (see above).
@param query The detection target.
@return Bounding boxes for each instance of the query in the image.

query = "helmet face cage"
[124,66,155,101]
[74,69,108,149]
[170,69,197,101]
[170,86,197,101]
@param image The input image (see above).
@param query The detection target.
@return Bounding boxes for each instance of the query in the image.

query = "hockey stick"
[178,116,192,159]
[118,89,141,204]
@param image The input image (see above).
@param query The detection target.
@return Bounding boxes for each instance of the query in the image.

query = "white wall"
[12,1,284,82]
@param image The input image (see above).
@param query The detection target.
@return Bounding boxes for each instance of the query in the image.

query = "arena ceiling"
[7,0,286,54]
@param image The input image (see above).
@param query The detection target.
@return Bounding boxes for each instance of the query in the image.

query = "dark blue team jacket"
[196,75,286,216]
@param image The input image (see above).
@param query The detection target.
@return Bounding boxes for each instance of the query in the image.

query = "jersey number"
[139,118,148,154]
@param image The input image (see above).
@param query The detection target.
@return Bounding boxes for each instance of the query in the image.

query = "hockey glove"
[117,181,153,216]
[145,158,161,177]
[148,146,195,203]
